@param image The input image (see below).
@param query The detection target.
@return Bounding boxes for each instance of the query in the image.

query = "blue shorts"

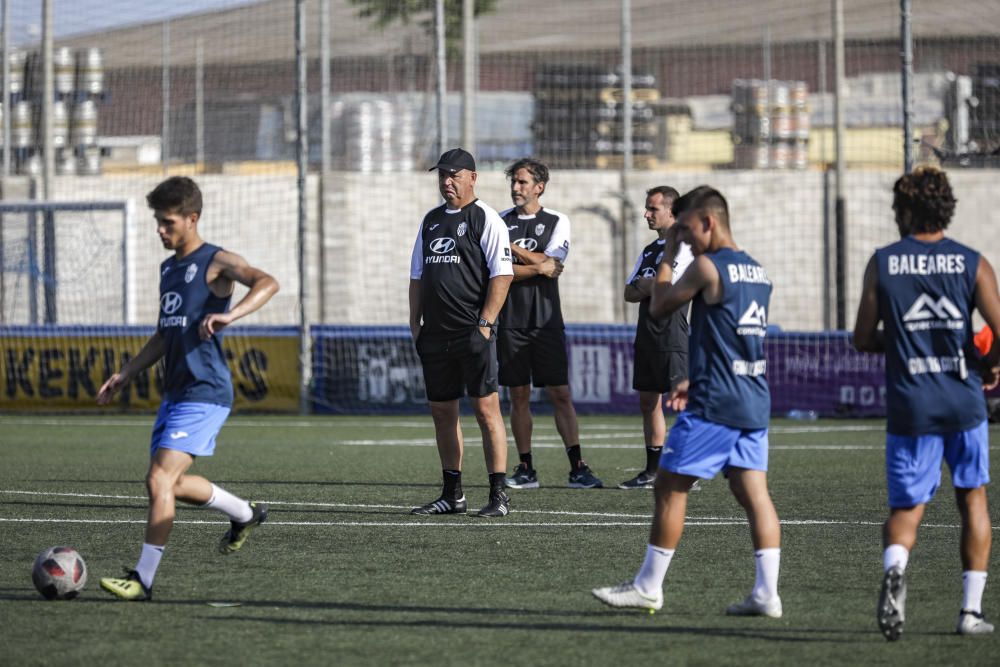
[660,412,769,479]
[150,401,231,458]
[886,420,990,508]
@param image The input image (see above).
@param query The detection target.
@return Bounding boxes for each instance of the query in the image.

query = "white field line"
[0,417,894,436]
[2,489,997,530]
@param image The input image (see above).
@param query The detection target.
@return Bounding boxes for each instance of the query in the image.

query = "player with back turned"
[854,166,1000,639]
[96,176,279,600]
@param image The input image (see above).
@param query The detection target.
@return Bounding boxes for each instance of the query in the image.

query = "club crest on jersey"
[184,264,198,283]
[535,223,545,236]
[457,222,467,237]
[737,300,768,337]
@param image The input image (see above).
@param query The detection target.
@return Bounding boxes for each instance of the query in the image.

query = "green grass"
[1,414,997,666]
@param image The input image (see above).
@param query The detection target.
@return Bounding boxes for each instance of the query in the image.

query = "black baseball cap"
[429,147,476,173]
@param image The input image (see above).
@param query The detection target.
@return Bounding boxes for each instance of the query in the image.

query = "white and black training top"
[625,238,694,351]
[410,199,513,334]
[499,206,571,330]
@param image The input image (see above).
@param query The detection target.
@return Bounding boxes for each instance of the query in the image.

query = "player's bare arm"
[650,255,716,320]
[479,274,513,339]
[973,256,1000,387]
[409,279,423,340]
[512,255,562,281]
[97,331,166,405]
[200,250,280,340]
[853,256,885,353]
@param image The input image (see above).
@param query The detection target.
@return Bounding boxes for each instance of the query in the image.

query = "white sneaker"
[592,581,663,611]
[957,610,995,635]
[726,595,783,618]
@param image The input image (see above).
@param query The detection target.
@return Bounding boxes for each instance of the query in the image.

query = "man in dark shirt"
[498,158,602,490]
[409,148,515,517]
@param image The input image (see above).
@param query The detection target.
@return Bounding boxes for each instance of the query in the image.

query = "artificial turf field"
[1,414,997,666]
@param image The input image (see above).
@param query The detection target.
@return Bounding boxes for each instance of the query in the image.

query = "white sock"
[961,571,988,613]
[203,483,253,523]
[633,544,674,596]
[135,543,164,589]
[883,544,909,572]
[751,548,781,602]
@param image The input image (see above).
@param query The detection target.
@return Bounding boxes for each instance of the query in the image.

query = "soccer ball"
[31,546,88,600]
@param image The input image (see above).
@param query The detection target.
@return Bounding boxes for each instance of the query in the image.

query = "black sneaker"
[618,471,656,489]
[410,496,468,515]
[218,502,269,555]
[505,463,539,489]
[568,461,603,489]
[476,489,510,517]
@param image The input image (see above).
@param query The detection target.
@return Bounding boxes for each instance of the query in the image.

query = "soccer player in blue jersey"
[96,176,279,600]
[854,166,1000,639]
[592,186,782,617]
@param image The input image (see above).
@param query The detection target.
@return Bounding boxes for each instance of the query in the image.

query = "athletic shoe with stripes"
[410,495,467,515]
[100,569,152,601]
[877,565,907,641]
[476,489,510,518]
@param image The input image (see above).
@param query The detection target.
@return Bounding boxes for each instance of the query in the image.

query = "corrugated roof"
[49,0,1000,68]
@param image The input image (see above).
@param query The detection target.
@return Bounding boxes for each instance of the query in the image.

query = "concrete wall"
[6,168,997,331]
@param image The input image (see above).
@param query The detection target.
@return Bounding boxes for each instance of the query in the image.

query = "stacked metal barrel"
[731,79,809,169]
[533,64,659,169]
[1,46,103,176]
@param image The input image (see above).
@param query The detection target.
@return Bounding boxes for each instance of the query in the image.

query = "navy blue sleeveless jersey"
[686,248,772,430]
[875,236,985,435]
[157,243,234,406]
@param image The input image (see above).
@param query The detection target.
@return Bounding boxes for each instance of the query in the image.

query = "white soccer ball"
[32,546,88,600]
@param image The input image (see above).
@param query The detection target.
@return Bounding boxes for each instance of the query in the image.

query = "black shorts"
[416,327,499,402]
[498,328,569,387]
[632,343,688,394]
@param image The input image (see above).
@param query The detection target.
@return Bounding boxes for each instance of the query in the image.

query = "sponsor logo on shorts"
[169,431,189,440]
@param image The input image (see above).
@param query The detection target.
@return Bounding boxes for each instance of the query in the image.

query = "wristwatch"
[477,317,495,328]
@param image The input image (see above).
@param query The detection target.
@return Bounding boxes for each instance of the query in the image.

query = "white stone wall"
[13,168,997,331]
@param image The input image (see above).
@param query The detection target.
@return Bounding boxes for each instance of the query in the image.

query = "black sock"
[645,447,663,474]
[488,472,506,493]
[566,444,582,469]
[519,451,533,470]
[443,469,462,499]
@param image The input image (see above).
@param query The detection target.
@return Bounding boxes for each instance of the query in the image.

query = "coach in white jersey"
[409,148,515,518]
[620,185,695,489]
[854,167,1000,639]
[498,158,603,491]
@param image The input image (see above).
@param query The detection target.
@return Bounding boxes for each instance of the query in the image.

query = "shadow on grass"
[188,603,864,643]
